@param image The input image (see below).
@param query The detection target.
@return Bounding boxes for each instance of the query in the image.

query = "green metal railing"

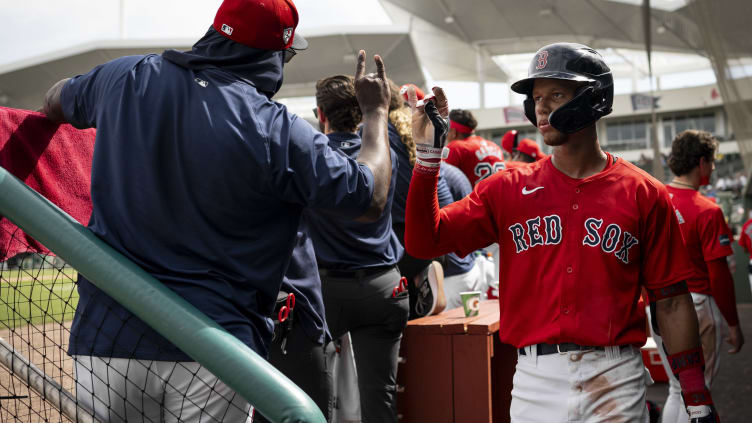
[0,166,325,423]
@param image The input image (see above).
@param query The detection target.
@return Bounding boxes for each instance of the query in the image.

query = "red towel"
[0,106,95,260]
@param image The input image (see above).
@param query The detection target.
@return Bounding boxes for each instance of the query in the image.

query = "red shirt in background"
[666,186,733,295]
[739,218,752,259]
[445,135,504,186]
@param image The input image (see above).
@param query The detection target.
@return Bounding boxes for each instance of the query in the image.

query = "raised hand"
[407,86,449,147]
[408,86,450,174]
[354,50,390,115]
[726,325,744,354]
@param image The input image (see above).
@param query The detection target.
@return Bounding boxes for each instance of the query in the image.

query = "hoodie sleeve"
[265,110,374,219]
[61,55,144,129]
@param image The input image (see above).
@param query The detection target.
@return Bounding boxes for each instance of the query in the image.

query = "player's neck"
[669,174,700,190]
[550,130,607,179]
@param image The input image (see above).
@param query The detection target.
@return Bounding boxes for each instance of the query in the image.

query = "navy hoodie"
[63,28,372,359]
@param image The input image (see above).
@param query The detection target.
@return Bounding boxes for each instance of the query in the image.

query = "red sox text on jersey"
[507,215,640,265]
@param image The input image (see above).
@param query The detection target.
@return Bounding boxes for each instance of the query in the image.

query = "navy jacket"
[64,28,372,360]
[280,221,329,345]
[305,132,403,270]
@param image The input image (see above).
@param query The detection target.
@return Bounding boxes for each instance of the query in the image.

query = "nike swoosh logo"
[522,186,544,195]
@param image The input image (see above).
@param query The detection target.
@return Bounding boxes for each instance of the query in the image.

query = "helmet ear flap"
[523,98,537,126]
[549,86,598,134]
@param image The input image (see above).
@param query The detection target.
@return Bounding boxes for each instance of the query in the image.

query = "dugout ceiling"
[381,0,750,57]
[3,0,751,110]
[276,28,428,99]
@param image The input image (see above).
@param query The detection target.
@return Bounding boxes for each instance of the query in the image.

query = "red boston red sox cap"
[501,130,518,155]
[213,0,308,51]
[517,138,546,160]
[399,84,425,102]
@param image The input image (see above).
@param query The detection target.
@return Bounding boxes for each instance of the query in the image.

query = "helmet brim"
[511,72,595,95]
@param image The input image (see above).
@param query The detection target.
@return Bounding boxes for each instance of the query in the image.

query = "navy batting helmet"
[511,43,613,134]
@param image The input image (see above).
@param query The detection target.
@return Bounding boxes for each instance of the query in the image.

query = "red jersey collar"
[545,151,619,186]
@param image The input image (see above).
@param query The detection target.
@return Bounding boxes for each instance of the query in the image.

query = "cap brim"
[291,33,308,50]
[510,72,594,95]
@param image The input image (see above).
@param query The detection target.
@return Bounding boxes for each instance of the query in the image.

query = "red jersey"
[503,161,530,169]
[666,186,733,295]
[445,136,504,186]
[739,218,752,259]
[405,154,693,348]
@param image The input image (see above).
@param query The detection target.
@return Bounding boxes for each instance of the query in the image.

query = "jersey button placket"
[572,186,580,210]
[561,186,579,337]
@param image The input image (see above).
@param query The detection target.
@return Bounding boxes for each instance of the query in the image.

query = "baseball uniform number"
[474,162,506,183]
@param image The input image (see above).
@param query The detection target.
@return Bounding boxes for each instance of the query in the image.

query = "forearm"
[404,170,456,259]
[655,292,700,354]
[708,257,740,326]
[42,78,70,123]
[656,291,720,416]
[357,109,391,221]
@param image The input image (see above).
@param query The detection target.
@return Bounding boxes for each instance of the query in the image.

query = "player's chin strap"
[648,281,720,422]
[414,99,450,175]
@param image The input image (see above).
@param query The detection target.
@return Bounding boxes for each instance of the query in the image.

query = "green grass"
[0,267,79,328]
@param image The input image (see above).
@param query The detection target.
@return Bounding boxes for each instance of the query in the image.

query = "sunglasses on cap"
[283,47,298,63]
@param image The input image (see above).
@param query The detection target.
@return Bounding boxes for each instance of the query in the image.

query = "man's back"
[305,132,402,270]
[64,38,373,358]
[445,135,504,185]
[666,186,732,295]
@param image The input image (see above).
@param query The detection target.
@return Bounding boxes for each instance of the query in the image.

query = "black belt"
[319,265,395,280]
[518,343,605,356]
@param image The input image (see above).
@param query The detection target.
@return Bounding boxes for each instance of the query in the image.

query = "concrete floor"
[646,303,752,422]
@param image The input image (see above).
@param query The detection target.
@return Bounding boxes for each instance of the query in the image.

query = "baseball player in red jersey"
[405,43,720,422]
[648,130,744,423]
[444,109,505,185]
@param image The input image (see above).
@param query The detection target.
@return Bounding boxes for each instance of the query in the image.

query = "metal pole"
[476,46,486,109]
[0,337,97,423]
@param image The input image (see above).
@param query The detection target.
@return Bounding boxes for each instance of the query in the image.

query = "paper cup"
[460,291,481,317]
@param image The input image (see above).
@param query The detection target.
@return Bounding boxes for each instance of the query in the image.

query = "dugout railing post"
[0,166,325,423]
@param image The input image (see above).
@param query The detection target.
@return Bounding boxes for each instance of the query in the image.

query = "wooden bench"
[397,300,516,423]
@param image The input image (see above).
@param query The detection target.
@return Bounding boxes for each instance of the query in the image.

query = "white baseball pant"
[511,345,651,422]
[74,356,253,422]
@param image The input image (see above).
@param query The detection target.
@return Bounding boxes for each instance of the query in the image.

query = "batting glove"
[687,404,720,423]
[408,86,449,174]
